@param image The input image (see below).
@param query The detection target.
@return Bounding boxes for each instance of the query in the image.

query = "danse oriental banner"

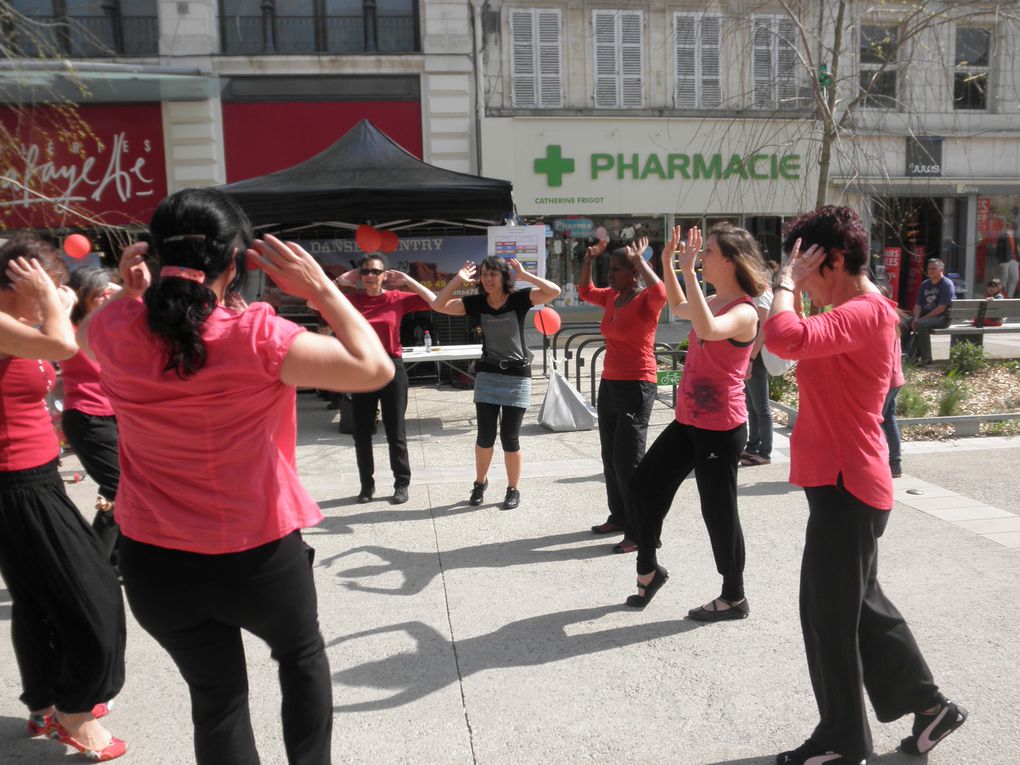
[0,104,167,230]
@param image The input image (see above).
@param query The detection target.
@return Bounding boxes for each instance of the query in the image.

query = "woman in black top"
[434,256,560,509]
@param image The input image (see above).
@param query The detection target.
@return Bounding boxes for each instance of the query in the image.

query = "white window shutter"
[510,10,536,108]
[593,11,619,108]
[776,17,799,107]
[700,15,721,108]
[674,13,697,108]
[536,9,562,108]
[620,11,644,108]
[752,17,774,107]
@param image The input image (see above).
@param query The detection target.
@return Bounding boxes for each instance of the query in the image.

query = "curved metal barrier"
[543,322,602,376]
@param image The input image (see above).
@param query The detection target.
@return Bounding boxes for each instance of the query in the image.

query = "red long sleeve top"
[764,293,899,510]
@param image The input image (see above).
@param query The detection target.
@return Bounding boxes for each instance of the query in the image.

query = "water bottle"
[423,330,432,352]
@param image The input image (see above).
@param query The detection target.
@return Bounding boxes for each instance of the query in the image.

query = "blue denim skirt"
[473,371,532,409]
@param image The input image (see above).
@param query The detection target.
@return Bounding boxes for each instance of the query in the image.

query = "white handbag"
[761,346,796,377]
[538,369,597,432]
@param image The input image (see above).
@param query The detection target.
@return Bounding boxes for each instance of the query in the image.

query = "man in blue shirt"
[905,259,955,365]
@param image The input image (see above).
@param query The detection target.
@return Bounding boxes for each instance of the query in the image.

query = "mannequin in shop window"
[995,222,1018,298]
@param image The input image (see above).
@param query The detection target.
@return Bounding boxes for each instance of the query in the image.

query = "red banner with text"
[0,104,167,230]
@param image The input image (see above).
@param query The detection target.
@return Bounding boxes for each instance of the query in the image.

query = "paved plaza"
[2,331,1019,764]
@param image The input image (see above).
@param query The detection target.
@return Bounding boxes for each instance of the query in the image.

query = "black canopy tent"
[216,119,514,229]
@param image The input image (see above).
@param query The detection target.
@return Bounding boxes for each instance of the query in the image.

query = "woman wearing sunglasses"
[334,254,437,504]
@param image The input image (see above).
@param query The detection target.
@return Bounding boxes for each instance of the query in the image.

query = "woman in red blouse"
[334,255,436,504]
[765,206,966,765]
[578,237,666,553]
[625,223,766,619]
[0,235,127,761]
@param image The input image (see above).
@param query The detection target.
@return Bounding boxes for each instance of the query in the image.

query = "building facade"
[476,0,1020,311]
[1,0,479,234]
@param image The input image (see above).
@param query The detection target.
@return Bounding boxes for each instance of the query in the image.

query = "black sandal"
[687,597,750,622]
[626,565,669,608]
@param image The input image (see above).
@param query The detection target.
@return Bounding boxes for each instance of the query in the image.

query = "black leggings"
[630,420,747,601]
[61,408,121,562]
[475,403,526,452]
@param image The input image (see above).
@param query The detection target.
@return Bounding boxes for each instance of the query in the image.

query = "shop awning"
[830,176,1020,196]
[0,61,223,104]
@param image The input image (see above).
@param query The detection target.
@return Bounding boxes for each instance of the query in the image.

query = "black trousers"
[0,460,126,712]
[596,379,656,535]
[119,531,332,765]
[352,358,410,490]
[61,408,121,561]
[631,420,747,601]
[800,482,939,760]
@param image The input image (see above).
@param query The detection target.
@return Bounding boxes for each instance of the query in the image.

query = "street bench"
[929,298,1020,345]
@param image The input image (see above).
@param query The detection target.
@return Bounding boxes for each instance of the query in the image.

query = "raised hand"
[507,258,528,280]
[382,270,406,288]
[118,241,151,299]
[455,261,477,284]
[248,234,331,302]
[661,225,684,268]
[5,257,58,302]
[585,239,608,260]
[625,236,649,265]
[782,238,825,287]
[675,226,703,273]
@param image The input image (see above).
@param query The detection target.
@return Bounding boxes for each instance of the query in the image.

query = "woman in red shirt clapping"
[626,223,766,620]
[765,206,966,765]
[579,237,666,553]
[79,188,393,765]
[0,235,127,761]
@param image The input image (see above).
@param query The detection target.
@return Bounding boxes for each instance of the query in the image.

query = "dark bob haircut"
[782,206,869,276]
[477,255,515,295]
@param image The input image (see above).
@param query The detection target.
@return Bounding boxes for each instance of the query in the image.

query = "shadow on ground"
[320,530,613,595]
[330,605,701,712]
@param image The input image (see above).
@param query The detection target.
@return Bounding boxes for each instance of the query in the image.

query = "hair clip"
[160,266,206,284]
[162,234,207,243]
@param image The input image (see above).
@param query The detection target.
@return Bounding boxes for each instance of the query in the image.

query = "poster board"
[487,225,547,280]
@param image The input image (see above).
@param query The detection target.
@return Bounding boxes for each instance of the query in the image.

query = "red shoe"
[91,702,113,719]
[27,712,55,737]
[52,722,127,762]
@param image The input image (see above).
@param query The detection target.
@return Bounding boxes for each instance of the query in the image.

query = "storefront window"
[977,195,1020,290]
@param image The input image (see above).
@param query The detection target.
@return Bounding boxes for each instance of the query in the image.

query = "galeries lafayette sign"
[0,104,167,229]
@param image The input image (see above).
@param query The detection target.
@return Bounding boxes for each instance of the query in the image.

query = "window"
[751,15,799,109]
[592,10,644,109]
[859,24,899,109]
[509,9,562,108]
[8,0,158,57]
[219,0,418,55]
[954,27,990,110]
[674,12,721,109]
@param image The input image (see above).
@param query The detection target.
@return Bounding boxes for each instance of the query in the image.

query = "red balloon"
[379,230,399,254]
[534,306,562,336]
[63,234,91,260]
[355,225,382,253]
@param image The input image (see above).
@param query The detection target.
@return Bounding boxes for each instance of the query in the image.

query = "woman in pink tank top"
[625,223,767,620]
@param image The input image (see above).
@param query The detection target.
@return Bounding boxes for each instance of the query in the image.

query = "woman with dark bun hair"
[60,266,121,563]
[0,234,127,761]
[78,187,393,765]
[333,253,437,504]
[766,206,967,765]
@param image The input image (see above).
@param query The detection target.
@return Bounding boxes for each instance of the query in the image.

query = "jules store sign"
[0,104,167,229]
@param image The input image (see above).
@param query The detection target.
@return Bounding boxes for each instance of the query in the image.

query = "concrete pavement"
[2,357,1019,764]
